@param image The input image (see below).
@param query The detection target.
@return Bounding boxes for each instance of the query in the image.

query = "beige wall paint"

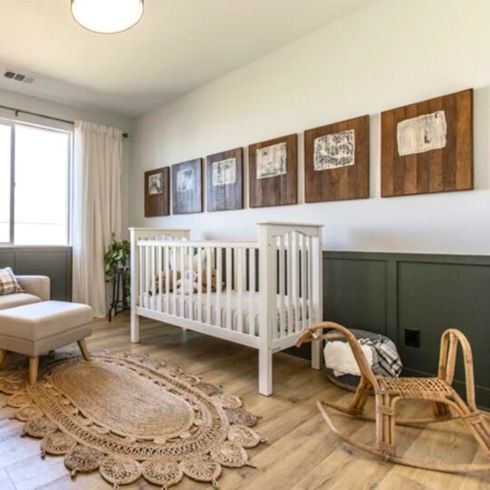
[130,0,490,254]
[0,88,132,237]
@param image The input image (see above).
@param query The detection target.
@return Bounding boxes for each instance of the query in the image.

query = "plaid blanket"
[0,267,25,296]
[325,328,402,378]
[359,337,402,377]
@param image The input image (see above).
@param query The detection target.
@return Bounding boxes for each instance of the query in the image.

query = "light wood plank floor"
[0,315,488,490]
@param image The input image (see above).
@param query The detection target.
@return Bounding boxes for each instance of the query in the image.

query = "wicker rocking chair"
[295,322,490,473]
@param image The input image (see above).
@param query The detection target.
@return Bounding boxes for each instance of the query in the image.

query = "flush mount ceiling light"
[71,0,144,34]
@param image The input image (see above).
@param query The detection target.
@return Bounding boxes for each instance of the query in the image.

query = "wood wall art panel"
[171,158,203,214]
[144,167,170,217]
[249,134,297,208]
[206,148,243,212]
[304,115,369,202]
[381,89,473,197]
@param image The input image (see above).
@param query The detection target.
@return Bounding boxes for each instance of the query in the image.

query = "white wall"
[130,0,490,255]
[0,89,133,235]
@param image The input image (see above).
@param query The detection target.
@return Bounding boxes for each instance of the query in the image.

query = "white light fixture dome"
[71,0,144,34]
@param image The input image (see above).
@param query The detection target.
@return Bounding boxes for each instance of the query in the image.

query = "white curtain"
[72,121,123,317]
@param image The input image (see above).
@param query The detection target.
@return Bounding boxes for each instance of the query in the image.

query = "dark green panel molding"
[324,258,387,336]
[319,251,490,409]
[0,247,72,301]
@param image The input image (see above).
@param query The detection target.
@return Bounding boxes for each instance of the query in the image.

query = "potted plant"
[104,236,130,319]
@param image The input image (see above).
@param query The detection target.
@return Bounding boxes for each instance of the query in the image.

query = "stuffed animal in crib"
[152,251,224,294]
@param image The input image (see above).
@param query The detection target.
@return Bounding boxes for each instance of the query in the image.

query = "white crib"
[129,222,323,396]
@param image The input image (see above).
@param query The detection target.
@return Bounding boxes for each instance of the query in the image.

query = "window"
[0,125,11,243]
[0,121,71,246]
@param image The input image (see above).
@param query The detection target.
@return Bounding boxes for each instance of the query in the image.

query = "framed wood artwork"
[206,148,243,212]
[144,167,169,217]
[249,134,297,208]
[304,115,369,202]
[381,88,473,197]
[171,158,203,214]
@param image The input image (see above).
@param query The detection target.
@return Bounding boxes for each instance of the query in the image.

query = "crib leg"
[311,338,322,370]
[130,312,140,343]
[259,347,273,396]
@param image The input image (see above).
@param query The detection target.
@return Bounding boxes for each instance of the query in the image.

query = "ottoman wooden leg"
[77,339,91,361]
[0,350,6,368]
[29,356,39,384]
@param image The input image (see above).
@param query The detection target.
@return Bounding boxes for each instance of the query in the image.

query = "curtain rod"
[0,105,129,138]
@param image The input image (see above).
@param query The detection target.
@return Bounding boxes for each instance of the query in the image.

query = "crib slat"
[216,247,222,327]
[226,247,232,330]
[180,245,185,318]
[139,245,144,305]
[157,245,163,312]
[286,233,293,336]
[197,247,202,322]
[237,248,244,333]
[312,236,322,323]
[206,247,212,324]
[164,244,170,313]
[188,245,194,320]
[145,246,150,308]
[272,236,279,340]
[307,236,313,328]
[278,236,286,338]
[172,245,177,316]
[149,246,154,310]
[292,232,301,333]
[249,248,256,336]
[153,246,157,309]
[300,234,307,332]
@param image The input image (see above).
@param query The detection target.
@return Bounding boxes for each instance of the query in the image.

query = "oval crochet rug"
[0,351,265,488]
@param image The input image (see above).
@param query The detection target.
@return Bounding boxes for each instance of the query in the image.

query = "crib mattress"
[139,291,308,336]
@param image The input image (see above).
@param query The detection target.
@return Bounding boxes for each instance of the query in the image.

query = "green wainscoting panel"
[0,247,72,301]
[397,259,490,409]
[0,250,15,268]
[324,256,387,335]
[289,251,490,409]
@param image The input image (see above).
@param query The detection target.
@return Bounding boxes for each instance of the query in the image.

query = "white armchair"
[16,275,51,301]
[0,275,50,310]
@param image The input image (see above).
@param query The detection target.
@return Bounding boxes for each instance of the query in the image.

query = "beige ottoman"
[0,300,93,384]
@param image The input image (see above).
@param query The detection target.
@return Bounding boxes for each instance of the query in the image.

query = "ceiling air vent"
[3,71,34,84]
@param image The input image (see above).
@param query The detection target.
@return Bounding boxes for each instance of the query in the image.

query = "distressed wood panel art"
[145,167,170,217]
[381,89,473,197]
[249,134,297,208]
[171,159,203,214]
[206,148,243,212]
[304,115,369,202]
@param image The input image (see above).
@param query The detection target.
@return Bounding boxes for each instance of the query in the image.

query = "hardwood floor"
[0,314,488,490]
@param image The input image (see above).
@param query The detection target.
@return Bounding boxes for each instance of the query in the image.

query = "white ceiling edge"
[0,84,133,132]
[0,0,380,119]
[0,64,140,122]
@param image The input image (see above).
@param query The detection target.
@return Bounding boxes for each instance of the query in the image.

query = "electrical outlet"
[405,329,420,348]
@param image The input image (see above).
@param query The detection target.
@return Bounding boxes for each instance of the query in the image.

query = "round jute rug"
[0,351,265,488]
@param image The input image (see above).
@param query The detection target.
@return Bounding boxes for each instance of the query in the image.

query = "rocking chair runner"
[295,322,490,473]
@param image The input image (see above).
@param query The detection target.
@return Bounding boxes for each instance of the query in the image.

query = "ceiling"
[0,0,377,117]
